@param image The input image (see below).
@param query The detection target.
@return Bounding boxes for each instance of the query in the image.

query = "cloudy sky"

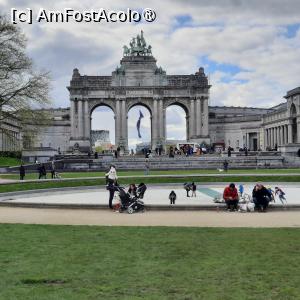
[1,0,300,148]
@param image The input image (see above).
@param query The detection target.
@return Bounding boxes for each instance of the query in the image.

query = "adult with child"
[105,165,118,209]
[252,183,270,212]
[223,183,239,211]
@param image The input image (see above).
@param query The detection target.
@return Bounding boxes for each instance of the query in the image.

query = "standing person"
[184,183,192,197]
[169,191,177,205]
[19,164,25,180]
[252,184,270,212]
[275,187,287,204]
[41,164,47,179]
[105,165,118,209]
[223,160,229,172]
[244,146,248,156]
[51,160,56,179]
[144,158,150,175]
[227,147,232,157]
[38,164,43,179]
[191,182,197,197]
[223,183,239,211]
[238,184,244,197]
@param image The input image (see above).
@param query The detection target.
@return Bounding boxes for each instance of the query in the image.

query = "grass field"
[0,157,21,167]
[0,224,299,300]
[1,168,300,180]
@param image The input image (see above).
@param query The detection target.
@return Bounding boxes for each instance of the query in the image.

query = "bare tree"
[0,15,51,120]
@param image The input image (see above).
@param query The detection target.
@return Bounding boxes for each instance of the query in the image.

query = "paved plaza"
[0,183,299,207]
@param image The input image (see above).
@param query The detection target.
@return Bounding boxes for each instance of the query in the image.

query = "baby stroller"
[117,183,146,214]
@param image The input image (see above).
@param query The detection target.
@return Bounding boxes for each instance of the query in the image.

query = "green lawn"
[0,157,21,167]
[1,168,300,180]
[0,224,299,299]
[0,174,300,193]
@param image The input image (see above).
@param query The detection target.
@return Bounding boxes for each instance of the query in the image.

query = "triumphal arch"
[68,31,211,152]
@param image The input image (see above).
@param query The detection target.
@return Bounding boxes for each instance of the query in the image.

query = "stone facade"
[0,113,22,152]
[67,32,210,153]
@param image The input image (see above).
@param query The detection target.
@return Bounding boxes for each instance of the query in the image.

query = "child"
[238,184,244,197]
[191,182,197,197]
[266,187,275,202]
[275,187,287,204]
[169,191,177,204]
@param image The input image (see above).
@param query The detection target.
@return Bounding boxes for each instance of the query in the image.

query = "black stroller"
[117,183,147,214]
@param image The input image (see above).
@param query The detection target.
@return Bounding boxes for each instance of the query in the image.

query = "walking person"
[19,164,25,180]
[223,183,239,211]
[275,187,287,204]
[144,158,150,175]
[38,164,43,179]
[105,165,118,209]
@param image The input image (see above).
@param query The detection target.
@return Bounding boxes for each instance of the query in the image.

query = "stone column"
[202,97,209,136]
[159,99,164,139]
[285,125,289,144]
[264,129,268,150]
[121,100,128,152]
[115,99,121,146]
[196,98,201,136]
[70,100,76,138]
[297,120,300,143]
[288,124,292,144]
[84,100,90,138]
[189,99,195,139]
[270,128,273,148]
[278,126,281,145]
[152,99,158,149]
[78,100,83,138]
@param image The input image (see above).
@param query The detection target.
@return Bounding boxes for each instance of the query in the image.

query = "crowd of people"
[222,183,286,212]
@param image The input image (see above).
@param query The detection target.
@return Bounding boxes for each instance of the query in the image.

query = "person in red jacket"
[223,183,239,211]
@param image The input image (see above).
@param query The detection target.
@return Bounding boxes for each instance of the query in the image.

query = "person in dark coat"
[169,191,177,204]
[38,164,43,179]
[227,147,232,157]
[41,164,47,179]
[19,164,25,180]
[105,165,118,209]
[252,184,270,212]
[223,160,229,172]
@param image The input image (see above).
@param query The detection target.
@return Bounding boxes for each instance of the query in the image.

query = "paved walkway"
[0,184,299,207]
[0,207,299,227]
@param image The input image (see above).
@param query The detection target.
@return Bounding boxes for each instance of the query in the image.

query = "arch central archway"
[127,103,152,154]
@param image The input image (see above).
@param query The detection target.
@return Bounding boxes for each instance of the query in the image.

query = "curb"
[0,202,299,211]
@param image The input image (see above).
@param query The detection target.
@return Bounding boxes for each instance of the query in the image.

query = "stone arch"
[126,100,153,116]
[164,99,190,115]
[165,100,190,141]
[290,103,297,117]
[89,101,116,147]
[89,99,116,116]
